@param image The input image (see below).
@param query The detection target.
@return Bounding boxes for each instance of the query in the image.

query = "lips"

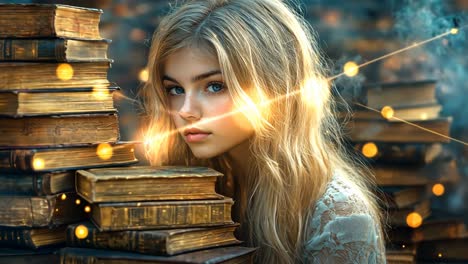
[183,127,212,143]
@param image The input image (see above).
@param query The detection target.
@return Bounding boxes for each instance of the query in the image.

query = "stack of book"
[0,3,138,263]
[61,166,256,263]
[342,79,466,263]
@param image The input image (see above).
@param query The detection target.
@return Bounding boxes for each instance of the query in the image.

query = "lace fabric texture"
[303,174,386,263]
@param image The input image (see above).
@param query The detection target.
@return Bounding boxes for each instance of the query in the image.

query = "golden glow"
[450,28,458,34]
[60,194,67,200]
[84,206,91,213]
[301,77,329,108]
[33,158,45,170]
[75,199,81,205]
[75,225,89,239]
[343,61,359,77]
[438,253,443,258]
[96,143,113,160]
[432,183,445,196]
[402,244,406,249]
[92,86,110,100]
[139,68,149,82]
[406,212,423,228]
[56,63,74,81]
[420,112,428,120]
[361,142,378,158]
[381,106,394,119]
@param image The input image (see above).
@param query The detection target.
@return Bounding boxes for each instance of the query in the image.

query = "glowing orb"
[402,245,406,249]
[75,225,89,239]
[432,183,445,196]
[75,199,81,205]
[438,253,443,258]
[33,158,45,170]
[361,142,378,158]
[56,63,74,81]
[96,143,113,160]
[406,212,423,228]
[92,86,110,100]
[450,28,458,35]
[60,194,67,200]
[84,206,91,213]
[139,68,149,82]
[381,106,394,119]
[343,61,359,77]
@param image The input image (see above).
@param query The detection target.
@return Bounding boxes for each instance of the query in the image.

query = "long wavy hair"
[140,0,385,263]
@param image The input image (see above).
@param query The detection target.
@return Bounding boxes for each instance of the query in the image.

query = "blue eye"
[207,82,225,93]
[166,86,184,95]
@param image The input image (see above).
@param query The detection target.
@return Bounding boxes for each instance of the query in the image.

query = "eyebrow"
[163,70,222,83]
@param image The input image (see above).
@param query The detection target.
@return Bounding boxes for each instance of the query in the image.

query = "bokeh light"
[56,63,74,81]
[96,143,113,160]
[343,61,359,77]
[75,199,81,205]
[406,212,423,228]
[361,142,378,158]
[381,106,394,119]
[432,183,445,196]
[33,158,45,170]
[75,225,89,239]
[84,206,91,213]
[139,68,149,82]
[61,194,67,200]
[450,28,458,34]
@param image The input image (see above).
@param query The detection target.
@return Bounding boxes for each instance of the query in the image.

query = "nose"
[178,93,201,121]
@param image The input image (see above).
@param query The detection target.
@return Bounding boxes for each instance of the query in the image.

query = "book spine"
[95,202,233,231]
[0,150,33,171]
[0,173,51,195]
[66,227,168,254]
[0,228,36,248]
[0,39,66,61]
[0,196,54,227]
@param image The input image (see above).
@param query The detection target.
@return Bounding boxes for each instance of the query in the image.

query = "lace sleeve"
[303,176,385,264]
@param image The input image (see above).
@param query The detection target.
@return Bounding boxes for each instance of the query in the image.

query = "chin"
[189,146,223,159]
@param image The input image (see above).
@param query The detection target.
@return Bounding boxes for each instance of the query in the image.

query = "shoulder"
[303,171,385,263]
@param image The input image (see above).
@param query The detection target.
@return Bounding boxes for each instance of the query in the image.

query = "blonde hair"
[140,0,385,263]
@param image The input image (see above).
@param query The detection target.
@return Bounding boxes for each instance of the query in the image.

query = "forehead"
[163,46,220,78]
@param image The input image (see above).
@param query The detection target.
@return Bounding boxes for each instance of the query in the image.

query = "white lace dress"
[303,174,386,263]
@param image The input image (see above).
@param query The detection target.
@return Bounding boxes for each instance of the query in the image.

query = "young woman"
[140,0,386,263]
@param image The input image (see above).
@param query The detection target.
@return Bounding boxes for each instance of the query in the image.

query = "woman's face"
[162,47,254,159]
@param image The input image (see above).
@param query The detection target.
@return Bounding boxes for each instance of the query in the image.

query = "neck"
[226,137,253,178]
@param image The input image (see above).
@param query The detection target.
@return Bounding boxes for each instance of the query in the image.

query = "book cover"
[76,166,224,203]
[0,170,74,196]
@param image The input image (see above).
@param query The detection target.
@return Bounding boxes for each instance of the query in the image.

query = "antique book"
[76,166,224,203]
[91,198,234,231]
[0,192,87,227]
[59,246,256,264]
[67,221,241,255]
[0,113,119,147]
[0,142,138,172]
[378,186,427,209]
[0,87,117,117]
[417,237,468,261]
[0,170,74,195]
[0,4,102,39]
[385,248,415,264]
[389,218,466,243]
[354,142,443,165]
[0,62,110,90]
[347,103,442,122]
[0,38,110,61]
[0,225,66,249]
[357,80,437,108]
[0,248,59,264]
[373,159,460,186]
[388,199,431,226]
[344,117,452,143]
